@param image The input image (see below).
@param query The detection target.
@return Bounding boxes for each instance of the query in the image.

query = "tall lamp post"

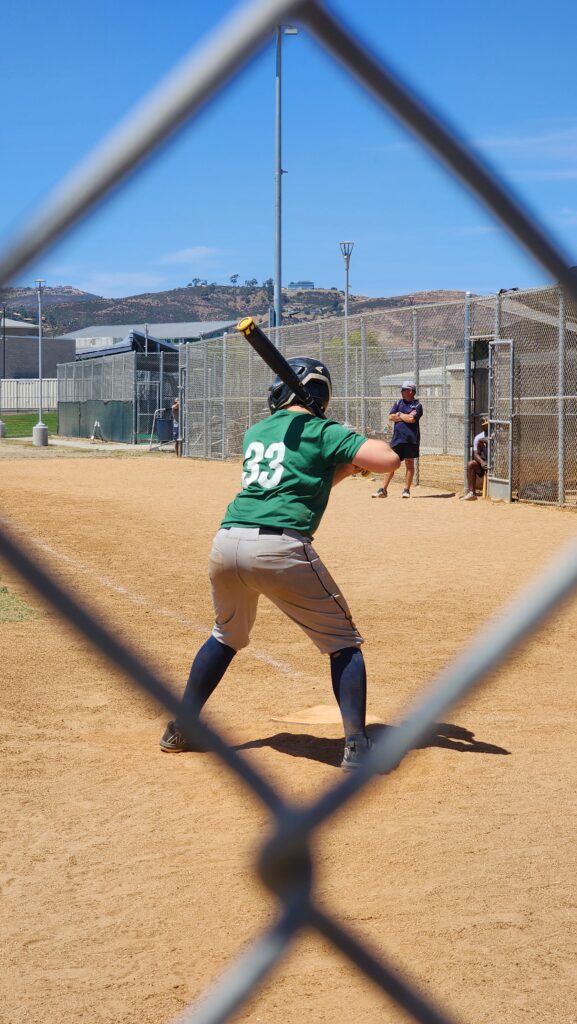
[340,241,354,423]
[273,25,298,334]
[33,279,48,447]
[0,304,6,438]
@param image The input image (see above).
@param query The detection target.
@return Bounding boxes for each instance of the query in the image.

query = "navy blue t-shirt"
[389,398,423,446]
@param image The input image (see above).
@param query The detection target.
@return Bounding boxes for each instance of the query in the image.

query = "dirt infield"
[2,450,577,1024]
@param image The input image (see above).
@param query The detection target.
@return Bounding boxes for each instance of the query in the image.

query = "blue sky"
[3,0,577,299]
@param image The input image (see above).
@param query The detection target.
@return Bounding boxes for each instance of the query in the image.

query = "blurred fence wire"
[2,0,577,1021]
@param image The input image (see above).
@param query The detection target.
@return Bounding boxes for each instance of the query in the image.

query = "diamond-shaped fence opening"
[3,2,577,1022]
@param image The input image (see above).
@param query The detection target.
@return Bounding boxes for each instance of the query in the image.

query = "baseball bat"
[236,317,326,418]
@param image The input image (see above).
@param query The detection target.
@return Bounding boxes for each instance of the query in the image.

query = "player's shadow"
[412,492,456,499]
[234,722,510,770]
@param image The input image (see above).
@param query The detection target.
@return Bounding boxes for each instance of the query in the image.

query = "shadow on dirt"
[411,492,456,499]
[234,721,510,769]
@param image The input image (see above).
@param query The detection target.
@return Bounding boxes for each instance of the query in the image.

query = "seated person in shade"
[461,417,488,501]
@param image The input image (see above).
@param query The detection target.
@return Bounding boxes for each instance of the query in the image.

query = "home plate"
[271,704,384,726]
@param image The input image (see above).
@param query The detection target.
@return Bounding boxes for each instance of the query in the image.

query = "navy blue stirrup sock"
[330,647,367,742]
[176,636,236,728]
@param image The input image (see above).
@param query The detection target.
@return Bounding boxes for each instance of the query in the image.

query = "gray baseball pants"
[209,526,363,655]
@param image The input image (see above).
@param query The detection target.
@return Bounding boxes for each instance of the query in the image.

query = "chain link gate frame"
[487,339,514,502]
[3,1,577,1021]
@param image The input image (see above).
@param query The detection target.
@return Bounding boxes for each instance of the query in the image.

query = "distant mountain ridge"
[1,283,467,336]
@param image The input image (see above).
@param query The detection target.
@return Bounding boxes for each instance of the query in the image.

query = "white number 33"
[242,441,286,490]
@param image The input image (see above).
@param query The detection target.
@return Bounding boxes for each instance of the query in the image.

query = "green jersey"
[221,410,366,537]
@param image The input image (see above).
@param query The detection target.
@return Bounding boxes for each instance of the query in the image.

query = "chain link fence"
[57,351,179,442]
[181,285,577,507]
[181,300,472,473]
[3,1,577,1022]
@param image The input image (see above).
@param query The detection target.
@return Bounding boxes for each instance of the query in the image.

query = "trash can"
[156,416,173,443]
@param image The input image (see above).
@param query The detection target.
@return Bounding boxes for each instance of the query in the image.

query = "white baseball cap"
[401,380,416,391]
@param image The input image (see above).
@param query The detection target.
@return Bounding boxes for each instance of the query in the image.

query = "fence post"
[222,333,227,460]
[248,343,253,428]
[159,350,164,415]
[494,290,501,340]
[132,352,137,443]
[203,342,209,458]
[412,306,420,485]
[442,344,448,454]
[558,289,566,506]
[463,292,472,491]
[344,314,349,424]
[360,316,367,435]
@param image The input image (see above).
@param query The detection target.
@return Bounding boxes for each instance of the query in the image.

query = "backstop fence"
[181,284,577,507]
[3,1,577,1023]
[57,351,179,443]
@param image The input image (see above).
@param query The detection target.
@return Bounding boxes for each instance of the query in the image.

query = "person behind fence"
[171,397,182,457]
[160,356,400,770]
[461,417,488,501]
[372,380,423,499]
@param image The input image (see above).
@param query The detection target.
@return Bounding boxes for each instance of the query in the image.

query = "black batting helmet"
[267,356,332,414]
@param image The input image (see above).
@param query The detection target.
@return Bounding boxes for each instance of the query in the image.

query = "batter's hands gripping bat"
[236,317,326,418]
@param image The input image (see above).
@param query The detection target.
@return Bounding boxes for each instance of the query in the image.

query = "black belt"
[223,525,285,535]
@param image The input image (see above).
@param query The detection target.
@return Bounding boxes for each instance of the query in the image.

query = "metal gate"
[487,339,514,501]
[135,377,160,442]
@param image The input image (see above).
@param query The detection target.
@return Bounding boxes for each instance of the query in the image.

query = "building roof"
[2,316,38,329]
[75,329,179,360]
[63,320,238,340]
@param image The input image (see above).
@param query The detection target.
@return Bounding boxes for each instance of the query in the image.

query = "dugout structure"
[57,350,179,444]
[179,285,577,507]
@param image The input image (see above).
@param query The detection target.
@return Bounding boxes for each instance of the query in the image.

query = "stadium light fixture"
[273,25,298,333]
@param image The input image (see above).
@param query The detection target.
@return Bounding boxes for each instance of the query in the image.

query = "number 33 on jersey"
[242,441,286,490]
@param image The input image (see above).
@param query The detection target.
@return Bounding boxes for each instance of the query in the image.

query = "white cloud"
[455,224,501,237]
[157,246,220,266]
[559,207,577,226]
[76,271,168,297]
[477,124,577,160]
[509,169,577,182]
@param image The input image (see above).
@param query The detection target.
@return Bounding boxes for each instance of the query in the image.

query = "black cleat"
[159,720,205,753]
[340,733,373,771]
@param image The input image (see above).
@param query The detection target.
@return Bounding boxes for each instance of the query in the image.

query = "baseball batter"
[160,356,399,769]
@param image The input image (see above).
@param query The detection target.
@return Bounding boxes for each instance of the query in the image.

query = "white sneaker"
[461,491,477,501]
[401,489,410,498]
[372,487,387,498]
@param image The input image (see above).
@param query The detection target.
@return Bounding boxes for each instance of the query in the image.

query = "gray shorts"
[209,527,363,655]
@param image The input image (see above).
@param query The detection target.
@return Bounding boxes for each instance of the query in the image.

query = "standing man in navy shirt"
[373,380,423,498]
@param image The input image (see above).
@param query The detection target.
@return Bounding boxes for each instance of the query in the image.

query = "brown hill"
[0,284,467,336]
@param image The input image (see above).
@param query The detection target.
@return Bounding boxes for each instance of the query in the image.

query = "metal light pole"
[33,279,48,446]
[340,241,354,423]
[273,25,298,333]
[0,304,6,437]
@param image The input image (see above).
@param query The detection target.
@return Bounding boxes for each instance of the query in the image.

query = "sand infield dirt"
[1,448,577,1024]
